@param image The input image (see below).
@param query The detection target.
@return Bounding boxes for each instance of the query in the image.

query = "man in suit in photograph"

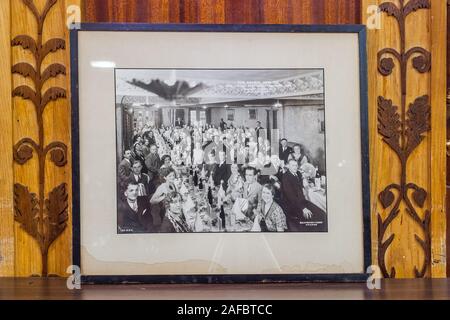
[279,138,293,164]
[127,160,155,231]
[127,160,155,198]
[175,117,185,127]
[204,151,217,178]
[219,118,227,131]
[281,158,327,232]
[213,151,231,189]
[204,134,226,163]
[118,181,149,233]
[255,121,264,138]
[118,149,133,189]
[145,144,161,177]
[243,166,262,219]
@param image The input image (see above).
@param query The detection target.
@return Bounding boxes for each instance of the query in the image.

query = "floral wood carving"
[377,0,431,278]
[11,0,68,276]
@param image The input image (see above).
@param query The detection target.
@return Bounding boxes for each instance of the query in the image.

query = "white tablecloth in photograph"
[307,189,327,212]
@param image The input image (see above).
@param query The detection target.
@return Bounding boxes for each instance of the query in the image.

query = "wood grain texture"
[377,1,432,279]
[430,0,447,278]
[0,0,14,277]
[447,0,450,278]
[82,0,361,24]
[12,0,69,277]
[363,0,447,278]
[10,0,75,277]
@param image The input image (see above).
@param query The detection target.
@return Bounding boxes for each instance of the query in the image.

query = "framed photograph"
[71,24,370,283]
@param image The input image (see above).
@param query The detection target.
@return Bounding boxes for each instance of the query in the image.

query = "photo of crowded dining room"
[115,68,327,234]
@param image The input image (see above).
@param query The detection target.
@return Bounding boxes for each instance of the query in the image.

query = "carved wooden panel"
[2,0,78,277]
[364,0,447,278]
[376,0,432,278]
[11,0,68,276]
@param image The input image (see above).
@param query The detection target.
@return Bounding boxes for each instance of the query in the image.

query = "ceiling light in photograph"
[274,100,283,108]
[164,70,177,86]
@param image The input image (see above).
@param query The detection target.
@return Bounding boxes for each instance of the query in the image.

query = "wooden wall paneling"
[198,0,225,23]
[402,0,432,279]
[0,0,15,277]
[363,0,447,278]
[46,0,79,277]
[12,0,42,277]
[224,0,264,23]
[364,0,380,276]
[364,0,402,278]
[446,0,450,278]
[3,0,443,278]
[430,0,447,278]
[11,0,75,277]
[81,0,361,24]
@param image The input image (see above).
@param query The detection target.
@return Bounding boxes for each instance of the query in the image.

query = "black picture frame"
[71,23,371,284]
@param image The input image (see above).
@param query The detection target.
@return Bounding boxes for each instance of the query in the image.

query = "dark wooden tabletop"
[0,278,449,300]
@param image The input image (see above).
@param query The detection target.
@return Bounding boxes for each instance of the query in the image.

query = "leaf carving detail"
[12,85,38,108]
[379,2,401,21]
[42,38,66,58]
[44,183,68,246]
[379,189,395,209]
[412,187,427,208]
[405,95,430,156]
[41,63,66,83]
[41,87,66,109]
[403,0,431,17]
[14,184,41,240]
[12,63,37,79]
[377,96,401,153]
[11,35,37,56]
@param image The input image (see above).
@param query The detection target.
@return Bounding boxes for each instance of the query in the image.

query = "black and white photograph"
[115,68,327,234]
[73,25,369,280]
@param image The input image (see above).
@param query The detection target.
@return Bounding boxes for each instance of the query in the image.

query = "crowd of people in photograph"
[117,118,327,234]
